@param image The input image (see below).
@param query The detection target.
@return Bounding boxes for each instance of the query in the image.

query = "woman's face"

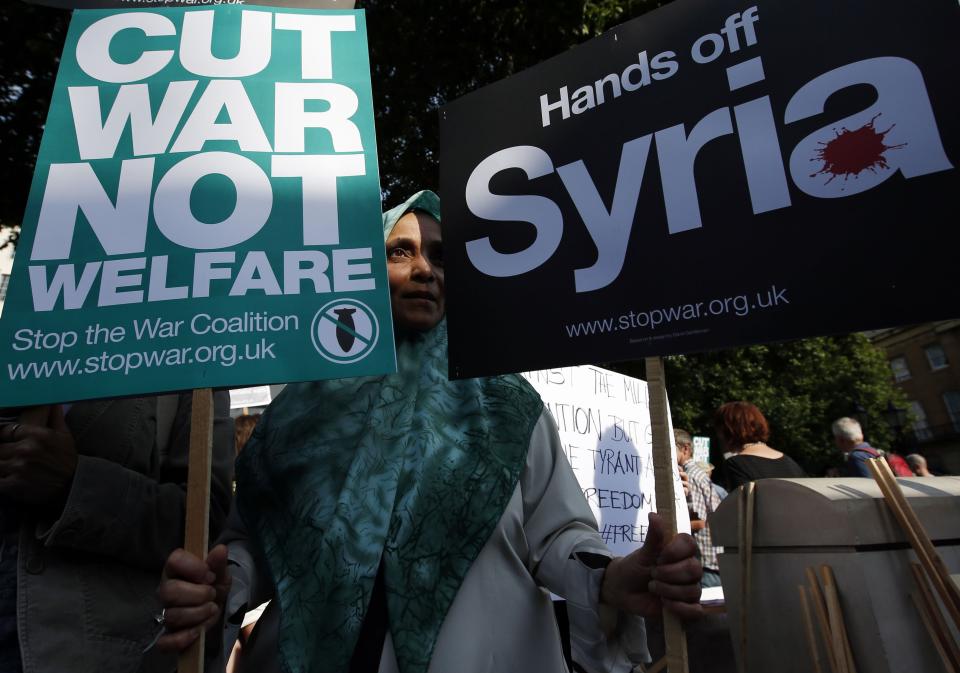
[386,211,445,332]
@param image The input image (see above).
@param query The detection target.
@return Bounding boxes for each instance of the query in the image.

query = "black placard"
[440,0,960,379]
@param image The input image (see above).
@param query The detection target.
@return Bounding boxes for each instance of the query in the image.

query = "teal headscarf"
[381,188,441,238]
[235,190,543,673]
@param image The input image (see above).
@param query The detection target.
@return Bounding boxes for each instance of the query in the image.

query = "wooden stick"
[738,488,745,673]
[645,656,669,673]
[798,585,825,673]
[645,356,688,673]
[911,563,960,671]
[867,458,960,631]
[912,591,959,673]
[738,485,746,673]
[819,570,848,673]
[822,566,853,673]
[820,565,857,673]
[736,481,755,673]
[806,567,840,673]
[868,457,960,613]
[178,388,215,673]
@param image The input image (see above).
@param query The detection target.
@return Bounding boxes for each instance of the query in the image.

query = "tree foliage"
[610,335,907,476]
[0,3,68,247]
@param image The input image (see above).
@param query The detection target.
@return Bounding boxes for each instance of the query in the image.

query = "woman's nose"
[411,253,435,279]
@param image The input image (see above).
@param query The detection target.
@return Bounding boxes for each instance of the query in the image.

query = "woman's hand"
[157,544,231,652]
[600,512,703,620]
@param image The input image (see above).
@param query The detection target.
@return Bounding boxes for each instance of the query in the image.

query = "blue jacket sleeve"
[846,450,872,477]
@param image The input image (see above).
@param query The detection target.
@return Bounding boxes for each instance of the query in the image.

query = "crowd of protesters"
[1,351,946,673]
[2,357,947,673]
[0,192,708,673]
[672,403,944,599]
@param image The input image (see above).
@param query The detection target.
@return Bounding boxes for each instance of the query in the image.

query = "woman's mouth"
[403,291,436,302]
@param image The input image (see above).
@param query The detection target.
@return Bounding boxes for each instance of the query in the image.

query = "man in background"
[675,428,723,587]
[833,416,879,477]
[906,453,934,476]
[832,416,913,477]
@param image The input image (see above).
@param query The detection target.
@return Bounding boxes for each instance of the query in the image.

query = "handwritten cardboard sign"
[522,365,690,557]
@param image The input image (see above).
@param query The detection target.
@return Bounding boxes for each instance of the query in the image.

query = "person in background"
[832,416,912,477]
[234,414,261,455]
[674,429,723,588]
[698,461,728,500]
[882,448,915,477]
[905,453,934,476]
[154,190,704,673]
[0,393,234,673]
[712,402,806,492]
[832,415,878,478]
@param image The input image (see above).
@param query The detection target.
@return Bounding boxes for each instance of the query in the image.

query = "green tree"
[611,335,907,476]
[0,3,68,247]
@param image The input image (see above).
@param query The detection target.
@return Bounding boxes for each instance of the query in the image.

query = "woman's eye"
[388,247,410,259]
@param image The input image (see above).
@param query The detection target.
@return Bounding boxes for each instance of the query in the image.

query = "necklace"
[741,442,768,451]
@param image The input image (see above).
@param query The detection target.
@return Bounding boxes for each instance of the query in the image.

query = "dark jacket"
[15,392,234,673]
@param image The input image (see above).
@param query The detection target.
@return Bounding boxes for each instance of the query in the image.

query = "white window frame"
[890,356,911,382]
[924,343,949,371]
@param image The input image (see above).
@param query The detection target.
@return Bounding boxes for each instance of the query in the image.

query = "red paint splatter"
[811,113,906,186]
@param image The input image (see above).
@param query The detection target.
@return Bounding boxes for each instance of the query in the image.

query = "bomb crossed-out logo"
[311,299,379,364]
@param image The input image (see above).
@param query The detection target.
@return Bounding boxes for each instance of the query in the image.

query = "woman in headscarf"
[156,191,702,673]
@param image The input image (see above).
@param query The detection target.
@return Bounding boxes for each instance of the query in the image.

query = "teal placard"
[0,6,395,406]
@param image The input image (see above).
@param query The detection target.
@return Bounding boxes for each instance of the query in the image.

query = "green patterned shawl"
[235,191,544,673]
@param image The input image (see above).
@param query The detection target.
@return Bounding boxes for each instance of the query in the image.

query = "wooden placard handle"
[867,457,960,630]
[645,356,689,673]
[738,482,755,673]
[178,388,214,673]
[798,585,825,673]
[805,566,840,673]
[909,563,960,672]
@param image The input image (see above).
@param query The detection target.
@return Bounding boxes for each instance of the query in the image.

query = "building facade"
[869,320,960,474]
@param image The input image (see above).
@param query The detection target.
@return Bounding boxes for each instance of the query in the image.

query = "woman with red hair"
[712,401,806,492]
